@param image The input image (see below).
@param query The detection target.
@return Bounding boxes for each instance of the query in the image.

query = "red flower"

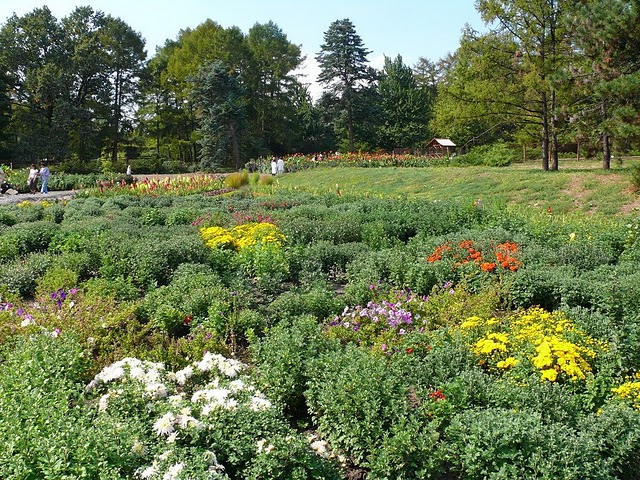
[184,315,193,325]
[406,347,414,354]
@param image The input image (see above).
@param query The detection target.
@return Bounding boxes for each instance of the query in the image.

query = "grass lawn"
[274,158,640,217]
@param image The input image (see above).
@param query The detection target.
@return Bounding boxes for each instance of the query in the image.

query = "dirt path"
[0,190,76,206]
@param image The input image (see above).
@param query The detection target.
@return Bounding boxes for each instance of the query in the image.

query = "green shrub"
[251,315,339,420]
[456,142,516,167]
[0,252,53,298]
[266,284,344,323]
[629,162,640,192]
[306,345,408,465]
[0,333,141,479]
[224,170,249,189]
[442,408,609,479]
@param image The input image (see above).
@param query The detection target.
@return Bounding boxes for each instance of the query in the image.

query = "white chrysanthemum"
[158,450,172,461]
[138,463,158,479]
[256,439,267,453]
[168,394,184,407]
[145,382,168,399]
[191,389,208,403]
[224,398,238,410]
[166,431,180,444]
[249,395,271,411]
[208,388,231,405]
[132,440,147,456]
[153,412,176,436]
[200,402,216,417]
[163,462,184,480]
[20,317,35,327]
[175,366,193,386]
[100,365,125,383]
[229,379,245,391]
[129,366,145,379]
[98,393,110,413]
[219,358,244,378]
[145,369,162,383]
[310,440,329,457]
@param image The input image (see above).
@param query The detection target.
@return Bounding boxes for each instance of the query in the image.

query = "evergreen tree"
[316,19,372,152]
[193,61,247,170]
[378,54,431,149]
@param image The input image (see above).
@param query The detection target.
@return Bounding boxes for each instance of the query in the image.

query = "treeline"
[1,2,640,172]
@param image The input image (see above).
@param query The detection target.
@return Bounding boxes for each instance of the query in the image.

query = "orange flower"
[481,262,496,272]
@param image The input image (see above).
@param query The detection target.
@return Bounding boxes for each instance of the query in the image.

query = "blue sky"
[1,1,487,97]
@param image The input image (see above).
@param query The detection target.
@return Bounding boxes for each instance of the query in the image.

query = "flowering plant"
[458,307,607,383]
[87,351,338,479]
[426,239,522,273]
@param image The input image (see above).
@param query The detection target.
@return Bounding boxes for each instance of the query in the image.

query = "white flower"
[132,440,147,456]
[158,450,172,461]
[129,366,145,379]
[153,412,175,436]
[98,393,110,413]
[166,431,180,444]
[249,395,271,411]
[310,440,329,458]
[99,365,125,383]
[163,462,184,480]
[224,398,238,410]
[138,463,158,479]
[229,379,245,391]
[20,318,35,327]
[145,382,168,399]
[175,366,193,386]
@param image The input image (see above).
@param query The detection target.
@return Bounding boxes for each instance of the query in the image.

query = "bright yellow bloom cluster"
[200,222,285,252]
[612,373,640,410]
[460,308,606,382]
[612,380,640,410]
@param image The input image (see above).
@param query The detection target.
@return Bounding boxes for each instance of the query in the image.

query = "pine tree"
[316,19,372,152]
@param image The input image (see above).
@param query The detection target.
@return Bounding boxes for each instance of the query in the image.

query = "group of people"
[271,156,285,175]
[27,161,51,194]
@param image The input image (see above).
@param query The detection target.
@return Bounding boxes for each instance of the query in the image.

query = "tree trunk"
[550,91,559,170]
[230,122,241,171]
[541,92,550,171]
[601,100,611,170]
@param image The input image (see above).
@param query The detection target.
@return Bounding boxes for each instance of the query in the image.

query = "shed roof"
[429,138,456,147]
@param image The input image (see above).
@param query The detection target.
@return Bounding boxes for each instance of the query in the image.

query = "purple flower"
[69,288,78,295]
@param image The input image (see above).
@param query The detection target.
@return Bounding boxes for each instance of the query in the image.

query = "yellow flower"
[541,368,558,382]
[496,357,519,369]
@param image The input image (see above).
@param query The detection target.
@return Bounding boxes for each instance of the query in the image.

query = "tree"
[193,61,247,170]
[246,21,305,154]
[377,54,432,149]
[316,19,372,152]
[430,29,522,152]
[566,0,640,169]
[100,16,146,165]
[0,7,69,162]
[476,0,570,170]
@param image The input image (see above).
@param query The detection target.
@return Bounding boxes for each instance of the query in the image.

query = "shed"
[426,138,456,158]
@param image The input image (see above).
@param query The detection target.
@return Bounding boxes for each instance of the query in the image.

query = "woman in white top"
[28,164,39,194]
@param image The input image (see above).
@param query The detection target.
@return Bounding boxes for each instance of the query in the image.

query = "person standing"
[28,164,39,194]
[126,164,132,176]
[39,161,50,194]
[276,157,285,174]
[271,157,277,176]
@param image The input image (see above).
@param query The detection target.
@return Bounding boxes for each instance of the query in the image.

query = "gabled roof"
[429,138,456,147]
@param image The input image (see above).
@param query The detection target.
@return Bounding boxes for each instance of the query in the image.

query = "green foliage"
[456,142,516,167]
[306,345,407,465]
[0,333,139,479]
[250,315,339,420]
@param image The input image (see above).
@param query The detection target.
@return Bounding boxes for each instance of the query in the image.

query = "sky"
[0,0,488,98]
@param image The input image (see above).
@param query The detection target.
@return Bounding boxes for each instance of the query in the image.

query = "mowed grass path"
[274,160,640,217]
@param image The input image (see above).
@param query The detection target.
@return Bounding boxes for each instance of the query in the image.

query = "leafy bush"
[456,142,516,167]
[251,315,339,420]
[0,333,141,479]
[306,345,408,465]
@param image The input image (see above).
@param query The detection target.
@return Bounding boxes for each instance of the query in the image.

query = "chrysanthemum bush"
[456,307,608,383]
[200,222,289,291]
[87,351,339,479]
